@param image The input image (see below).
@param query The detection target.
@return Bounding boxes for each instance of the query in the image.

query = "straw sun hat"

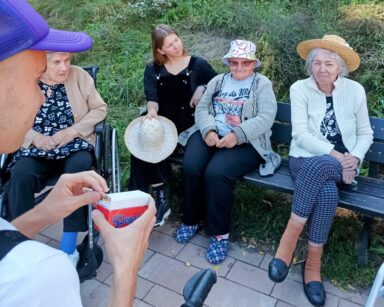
[124,116,178,164]
[296,34,360,72]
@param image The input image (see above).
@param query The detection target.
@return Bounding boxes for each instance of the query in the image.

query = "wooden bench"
[168,102,384,265]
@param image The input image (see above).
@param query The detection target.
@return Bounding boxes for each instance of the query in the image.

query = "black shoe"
[154,201,171,227]
[302,262,326,306]
[268,258,291,283]
[152,185,170,227]
[76,234,104,283]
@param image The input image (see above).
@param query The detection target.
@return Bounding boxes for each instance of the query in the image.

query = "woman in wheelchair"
[7,51,107,266]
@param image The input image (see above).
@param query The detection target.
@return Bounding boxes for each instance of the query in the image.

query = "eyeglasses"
[228,60,254,68]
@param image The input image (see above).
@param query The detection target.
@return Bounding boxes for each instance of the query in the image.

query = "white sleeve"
[0,241,82,307]
[290,84,334,154]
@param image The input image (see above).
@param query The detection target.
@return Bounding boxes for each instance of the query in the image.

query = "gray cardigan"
[180,72,281,176]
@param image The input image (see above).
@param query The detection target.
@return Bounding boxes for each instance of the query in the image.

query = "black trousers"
[8,151,94,232]
[128,155,167,193]
[182,131,262,235]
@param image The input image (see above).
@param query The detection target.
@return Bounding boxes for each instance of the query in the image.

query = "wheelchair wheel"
[111,128,121,193]
[0,154,12,220]
[103,124,120,193]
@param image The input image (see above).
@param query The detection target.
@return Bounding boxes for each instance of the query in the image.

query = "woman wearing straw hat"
[127,24,216,227]
[268,35,373,306]
[175,39,281,264]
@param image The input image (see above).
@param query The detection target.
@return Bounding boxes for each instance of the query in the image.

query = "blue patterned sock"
[60,232,78,255]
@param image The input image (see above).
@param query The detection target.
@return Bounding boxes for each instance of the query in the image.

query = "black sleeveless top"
[154,56,197,132]
[143,56,217,133]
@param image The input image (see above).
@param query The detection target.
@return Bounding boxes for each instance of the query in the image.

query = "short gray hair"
[46,51,73,61]
[305,48,349,77]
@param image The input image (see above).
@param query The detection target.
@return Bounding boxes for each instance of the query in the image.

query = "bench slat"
[364,142,384,164]
[339,192,384,218]
[275,102,291,122]
[243,164,384,218]
[370,117,384,141]
[271,124,292,144]
[354,177,384,198]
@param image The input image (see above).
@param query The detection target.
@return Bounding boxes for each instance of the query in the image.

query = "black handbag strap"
[0,230,30,261]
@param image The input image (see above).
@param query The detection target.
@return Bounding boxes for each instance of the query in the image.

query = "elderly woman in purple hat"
[175,39,281,264]
[268,35,373,306]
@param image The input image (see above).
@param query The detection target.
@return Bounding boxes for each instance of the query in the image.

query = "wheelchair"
[0,66,121,282]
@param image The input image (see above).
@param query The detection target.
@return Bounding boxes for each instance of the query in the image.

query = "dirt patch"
[182,33,231,61]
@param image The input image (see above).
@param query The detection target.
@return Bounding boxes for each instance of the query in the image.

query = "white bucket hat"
[124,116,178,163]
[222,39,261,68]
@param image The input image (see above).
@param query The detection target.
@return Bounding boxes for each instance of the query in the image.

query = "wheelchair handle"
[181,269,217,307]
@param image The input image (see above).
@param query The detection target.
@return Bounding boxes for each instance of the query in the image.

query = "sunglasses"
[228,60,254,68]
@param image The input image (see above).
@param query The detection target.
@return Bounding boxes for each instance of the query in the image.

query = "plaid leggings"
[289,155,342,244]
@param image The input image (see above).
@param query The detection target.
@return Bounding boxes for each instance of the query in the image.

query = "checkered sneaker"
[206,237,229,264]
[175,224,199,243]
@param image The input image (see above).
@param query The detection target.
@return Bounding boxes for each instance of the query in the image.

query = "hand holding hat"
[124,116,178,163]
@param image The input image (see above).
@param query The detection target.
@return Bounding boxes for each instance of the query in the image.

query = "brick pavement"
[38,220,370,307]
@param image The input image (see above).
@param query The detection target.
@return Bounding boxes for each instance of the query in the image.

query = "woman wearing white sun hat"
[268,35,373,306]
[175,39,281,265]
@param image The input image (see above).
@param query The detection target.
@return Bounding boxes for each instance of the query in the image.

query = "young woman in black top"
[128,24,216,226]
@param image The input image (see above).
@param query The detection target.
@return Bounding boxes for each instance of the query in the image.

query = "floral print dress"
[9,81,94,168]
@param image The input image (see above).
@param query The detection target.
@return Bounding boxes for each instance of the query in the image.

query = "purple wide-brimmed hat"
[0,0,93,62]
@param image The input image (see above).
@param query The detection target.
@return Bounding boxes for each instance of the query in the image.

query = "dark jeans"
[182,131,262,235]
[8,151,94,232]
[128,155,167,193]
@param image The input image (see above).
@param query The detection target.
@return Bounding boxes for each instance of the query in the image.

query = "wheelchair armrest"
[95,120,106,134]
[95,120,106,173]
[0,154,8,173]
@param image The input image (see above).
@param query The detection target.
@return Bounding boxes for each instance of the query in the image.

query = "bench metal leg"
[357,216,372,266]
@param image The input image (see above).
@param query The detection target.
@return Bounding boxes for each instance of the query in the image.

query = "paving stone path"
[38,220,370,307]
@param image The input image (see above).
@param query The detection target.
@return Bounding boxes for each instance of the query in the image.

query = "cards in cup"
[96,190,149,228]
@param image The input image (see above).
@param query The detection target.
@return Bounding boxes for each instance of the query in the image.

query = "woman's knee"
[300,155,341,182]
[183,149,210,177]
[65,151,93,172]
[204,164,229,186]
[10,159,39,183]
[318,185,339,206]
